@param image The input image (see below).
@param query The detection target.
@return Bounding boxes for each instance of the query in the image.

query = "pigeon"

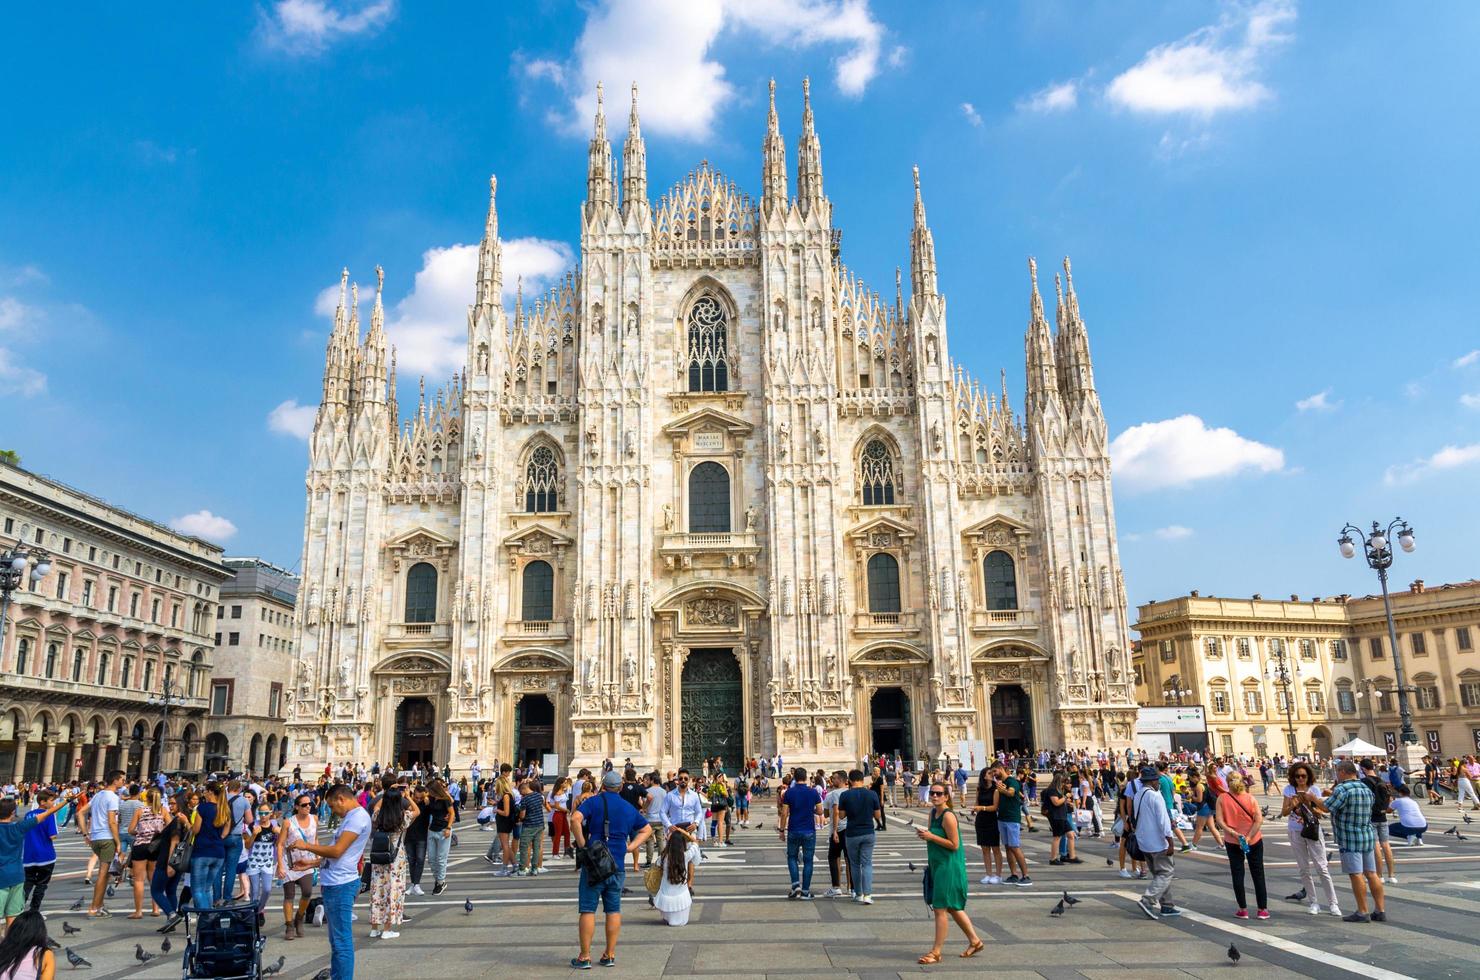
[312,971,332,980]
[135,944,155,963]
[908,861,916,872]
[1050,899,1065,916]
[105,884,116,899]
[451,833,460,847]
[69,898,85,912]
[464,899,474,914]
[262,955,286,976]
[65,948,92,969]
[1464,813,1474,825]
[1458,832,1470,841]
[1260,806,1269,817]
[61,922,81,936]
[755,822,763,830]
[1444,826,1458,836]
[161,937,172,954]
[1228,943,1241,966]
[1106,858,1114,866]
[1062,890,1080,906]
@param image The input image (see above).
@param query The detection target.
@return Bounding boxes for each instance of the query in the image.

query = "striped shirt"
[1324,779,1376,854]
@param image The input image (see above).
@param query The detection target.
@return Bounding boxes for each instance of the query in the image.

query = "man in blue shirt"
[22,789,62,912]
[570,770,651,970]
[778,767,822,900]
[0,793,72,928]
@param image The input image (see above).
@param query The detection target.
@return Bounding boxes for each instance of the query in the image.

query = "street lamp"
[1162,682,1195,706]
[1,525,52,641]
[1337,519,1418,752]
[1353,682,1390,746]
[146,681,187,777]
[1264,645,1300,758]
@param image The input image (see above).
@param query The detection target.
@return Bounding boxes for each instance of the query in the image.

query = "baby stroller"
[181,901,265,979]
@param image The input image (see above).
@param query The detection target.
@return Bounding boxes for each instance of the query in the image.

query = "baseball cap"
[601,770,623,790]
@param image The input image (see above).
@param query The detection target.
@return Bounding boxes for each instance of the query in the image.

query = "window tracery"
[522,445,561,513]
[859,439,898,505]
[686,295,729,392]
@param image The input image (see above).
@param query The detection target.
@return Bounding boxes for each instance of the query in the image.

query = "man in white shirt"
[81,770,123,917]
[1130,766,1177,919]
[660,770,704,835]
[298,785,371,979]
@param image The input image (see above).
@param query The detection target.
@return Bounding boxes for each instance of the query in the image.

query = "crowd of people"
[0,748,1474,978]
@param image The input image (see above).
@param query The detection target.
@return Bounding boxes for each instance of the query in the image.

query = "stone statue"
[343,586,357,625]
[306,587,320,627]
[819,574,834,615]
[813,424,825,457]
[465,585,477,623]
[927,579,939,609]
[661,504,674,531]
[776,422,790,459]
[623,429,635,457]
[337,661,351,696]
[622,650,637,690]
[744,505,757,532]
[462,657,475,693]
[930,419,943,453]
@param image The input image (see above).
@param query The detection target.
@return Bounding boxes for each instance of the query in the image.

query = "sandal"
[917,951,942,965]
[961,940,985,958]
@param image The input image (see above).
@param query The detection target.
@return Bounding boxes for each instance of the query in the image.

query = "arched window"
[688,462,731,533]
[404,562,438,623]
[686,295,729,392]
[72,648,85,681]
[524,445,560,513]
[983,551,1017,610]
[866,553,902,613]
[15,638,29,674]
[860,439,898,505]
[521,561,554,622]
[44,643,58,678]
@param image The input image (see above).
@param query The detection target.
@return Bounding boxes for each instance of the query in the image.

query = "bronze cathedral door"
[680,649,743,771]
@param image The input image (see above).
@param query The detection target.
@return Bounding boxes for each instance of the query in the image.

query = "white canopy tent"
[1331,737,1388,757]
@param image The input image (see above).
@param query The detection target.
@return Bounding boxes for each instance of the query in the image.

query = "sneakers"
[1004,875,1020,886]
[1384,876,1397,884]
[409,884,425,896]
[1235,909,1249,919]
[313,905,326,926]
[513,870,529,877]
[1048,859,1063,866]
[370,929,382,938]
[798,891,814,901]
[381,930,400,939]
[1308,903,1321,915]
[494,868,513,877]
[1342,912,1371,923]
[1137,897,1161,919]
[788,884,801,900]
[822,887,843,898]
[1117,869,1133,879]
[481,855,496,865]
[1371,911,1387,922]
[1256,909,1270,920]
[432,882,446,896]
[1159,906,1181,917]
[1328,904,1342,917]
[1015,876,1033,887]
[858,895,874,905]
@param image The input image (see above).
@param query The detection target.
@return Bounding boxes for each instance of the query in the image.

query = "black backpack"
[368,827,399,866]
[575,795,620,885]
[1362,776,1390,823]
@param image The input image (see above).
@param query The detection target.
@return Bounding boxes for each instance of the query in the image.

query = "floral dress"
[369,811,410,927]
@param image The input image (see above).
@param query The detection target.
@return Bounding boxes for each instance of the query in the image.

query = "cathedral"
[283,80,1138,775]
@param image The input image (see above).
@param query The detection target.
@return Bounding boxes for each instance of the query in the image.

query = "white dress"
[653,843,700,926]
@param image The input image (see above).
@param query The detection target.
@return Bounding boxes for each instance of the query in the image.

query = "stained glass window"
[860,440,897,505]
[687,296,729,392]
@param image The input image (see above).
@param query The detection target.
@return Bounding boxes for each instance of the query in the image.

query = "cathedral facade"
[283,81,1138,775]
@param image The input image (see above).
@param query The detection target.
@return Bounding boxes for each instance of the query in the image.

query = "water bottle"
[1238,834,1249,855]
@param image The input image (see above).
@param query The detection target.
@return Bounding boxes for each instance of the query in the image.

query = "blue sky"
[2,0,1477,608]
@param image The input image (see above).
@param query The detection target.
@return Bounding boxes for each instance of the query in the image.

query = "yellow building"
[1132,579,1480,760]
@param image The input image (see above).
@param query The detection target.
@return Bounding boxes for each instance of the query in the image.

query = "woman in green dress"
[915,781,985,964]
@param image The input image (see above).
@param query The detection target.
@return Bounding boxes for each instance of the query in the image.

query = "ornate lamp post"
[1161,679,1195,705]
[1337,519,1417,758]
[1264,646,1300,757]
[1,526,52,641]
[146,681,186,775]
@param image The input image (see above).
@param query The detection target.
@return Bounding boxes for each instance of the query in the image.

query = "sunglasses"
[929,790,947,796]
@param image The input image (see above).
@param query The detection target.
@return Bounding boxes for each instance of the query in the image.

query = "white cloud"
[1019,80,1078,113]
[961,102,982,127]
[0,348,45,397]
[171,509,238,542]
[1384,442,1480,486]
[318,237,575,378]
[132,140,179,165]
[1454,349,1480,368]
[1154,525,1194,541]
[1106,0,1295,115]
[1461,393,1480,410]
[3,264,47,287]
[524,0,889,140]
[257,0,395,55]
[268,399,318,440]
[0,297,39,332]
[1109,414,1285,491]
[1295,388,1338,412]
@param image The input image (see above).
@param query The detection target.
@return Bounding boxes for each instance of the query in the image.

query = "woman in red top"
[1215,772,1268,920]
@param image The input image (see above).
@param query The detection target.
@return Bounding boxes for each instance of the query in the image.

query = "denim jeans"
[248,869,273,912]
[844,834,875,897]
[190,856,224,909]
[150,861,179,917]
[786,832,816,892]
[404,837,427,885]
[322,880,357,979]
[219,835,243,900]
[426,832,452,884]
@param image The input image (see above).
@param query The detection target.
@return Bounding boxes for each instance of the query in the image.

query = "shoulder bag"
[576,795,620,886]
[168,820,194,874]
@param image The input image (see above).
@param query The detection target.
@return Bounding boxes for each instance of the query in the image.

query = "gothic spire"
[762,78,788,214]
[796,77,824,214]
[909,166,938,299]
[475,176,502,312]
[1057,256,1100,410]
[894,266,903,319]
[585,82,613,218]
[1025,257,1060,418]
[322,267,354,408]
[621,82,647,215]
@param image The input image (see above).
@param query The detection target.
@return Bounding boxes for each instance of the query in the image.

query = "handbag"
[643,860,664,895]
[168,827,194,874]
[921,865,934,909]
[576,796,620,886]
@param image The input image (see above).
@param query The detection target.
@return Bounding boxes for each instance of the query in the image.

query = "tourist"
[0,909,55,980]
[652,825,699,926]
[1214,772,1268,920]
[220,780,251,903]
[0,794,71,929]
[840,768,881,904]
[992,763,1030,886]
[1043,772,1080,865]
[1186,769,1222,850]
[1323,760,1387,923]
[245,800,279,923]
[19,790,61,914]
[823,771,852,898]
[1457,755,1480,810]
[116,785,143,874]
[1280,762,1340,916]
[1130,765,1178,919]
[734,770,751,828]
[488,773,516,876]
[367,786,417,939]
[153,793,192,929]
[1359,759,1398,884]
[423,780,455,894]
[298,784,372,978]
[779,767,821,900]
[189,782,230,910]
[125,788,167,918]
[1156,762,1190,852]
[516,778,546,876]
[569,769,652,969]
[661,770,704,838]
[640,774,664,868]
[706,773,733,845]
[276,793,319,940]
[402,785,430,896]
[81,770,123,918]
[915,782,984,964]
[971,767,1002,885]
[1387,785,1428,845]
[550,777,574,859]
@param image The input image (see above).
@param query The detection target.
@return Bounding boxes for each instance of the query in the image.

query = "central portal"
[680,648,742,771]
[869,686,913,758]
[394,697,435,768]
[990,685,1032,753]
[514,694,555,766]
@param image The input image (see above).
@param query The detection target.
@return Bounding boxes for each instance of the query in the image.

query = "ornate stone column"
[68,742,83,780]
[10,739,28,783]
[93,738,109,781]
[138,741,152,781]
[40,738,58,784]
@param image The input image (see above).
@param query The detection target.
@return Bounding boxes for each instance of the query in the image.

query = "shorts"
[1197,803,1215,819]
[1049,818,1073,838]
[0,882,24,919]
[495,816,515,834]
[1339,849,1377,875]
[283,876,314,901]
[974,820,1000,849]
[130,840,159,863]
[1373,823,1390,843]
[90,839,118,865]
[577,866,625,915]
[736,798,749,812]
[1000,821,1022,848]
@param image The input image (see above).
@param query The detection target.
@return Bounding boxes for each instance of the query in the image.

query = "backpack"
[368,827,400,866]
[1362,776,1390,823]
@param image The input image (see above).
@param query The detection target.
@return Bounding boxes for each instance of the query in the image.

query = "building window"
[211,682,230,716]
[1276,688,1293,713]
[866,552,902,613]
[1369,637,1385,660]
[1330,639,1347,661]
[107,586,117,612]
[171,605,179,627]
[1221,734,1234,755]
[62,536,71,553]
[142,660,154,691]
[1244,690,1263,713]
[1,518,9,534]
[44,642,58,678]
[1159,640,1175,664]
[1299,639,1316,660]
[228,632,240,646]
[1460,680,1480,708]
[15,638,29,673]
[151,598,161,623]
[983,551,1017,610]
[523,445,560,513]
[121,657,133,688]
[1236,638,1252,659]
[1269,638,1284,657]
[1204,637,1222,659]
[71,648,84,681]
[686,295,729,392]
[55,572,69,601]
[82,580,93,606]
[217,606,224,619]
[405,562,438,623]
[129,593,139,617]
[687,461,731,533]
[1306,689,1325,713]
[1211,690,1229,713]
[97,652,110,686]
[521,561,554,621]
[1410,632,1427,656]
[1416,685,1440,710]
[859,440,898,506]
[269,683,282,718]
[1457,627,1473,651]
[231,605,242,619]
[214,632,221,645]
[1337,688,1356,714]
